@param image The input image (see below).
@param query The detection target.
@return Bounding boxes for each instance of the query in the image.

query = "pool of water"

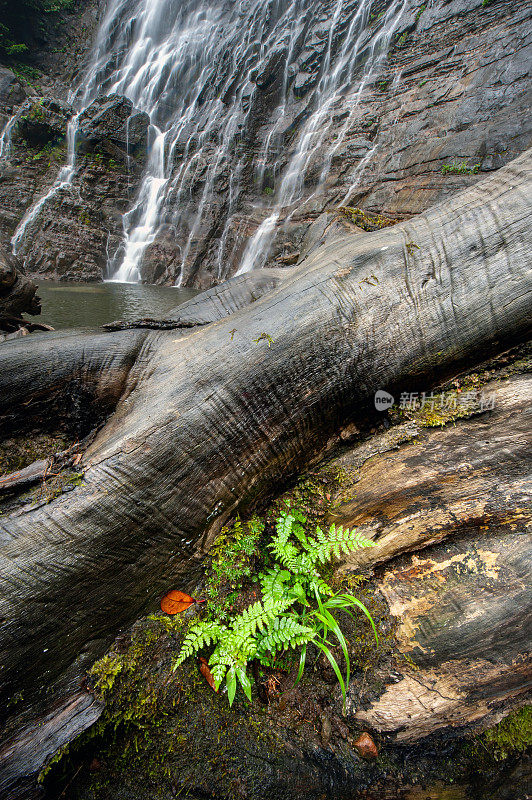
[35,281,199,330]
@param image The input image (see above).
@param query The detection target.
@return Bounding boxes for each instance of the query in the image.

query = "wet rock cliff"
[0,0,530,286]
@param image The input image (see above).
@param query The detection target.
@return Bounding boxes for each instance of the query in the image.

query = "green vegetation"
[22,99,45,121]
[0,0,73,57]
[339,206,398,231]
[471,706,532,764]
[415,4,426,22]
[263,186,274,195]
[441,160,480,175]
[204,516,263,620]
[174,508,376,707]
[253,331,274,347]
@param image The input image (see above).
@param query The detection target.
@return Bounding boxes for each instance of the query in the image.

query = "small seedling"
[253,332,274,347]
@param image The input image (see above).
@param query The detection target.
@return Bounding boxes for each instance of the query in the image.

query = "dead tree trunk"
[0,150,531,793]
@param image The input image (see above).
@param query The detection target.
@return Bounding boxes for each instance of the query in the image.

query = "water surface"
[36,281,198,330]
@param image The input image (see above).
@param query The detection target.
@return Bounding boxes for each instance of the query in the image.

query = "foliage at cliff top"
[0,0,73,58]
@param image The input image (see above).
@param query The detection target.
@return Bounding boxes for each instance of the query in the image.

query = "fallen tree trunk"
[0,149,531,794]
[0,248,42,332]
[29,371,532,800]
[328,373,531,740]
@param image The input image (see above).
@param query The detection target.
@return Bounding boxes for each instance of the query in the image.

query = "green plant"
[441,160,480,175]
[263,186,274,195]
[204,516,263,620]
[0,0,74,57]
[174,509,376,708]
[415,4,426,22]
[339,206,398,231]
[253,332,274,347]
[471,706,532,763]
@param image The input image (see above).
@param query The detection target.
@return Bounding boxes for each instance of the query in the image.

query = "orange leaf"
[160,589,195,615]
[199,657,217,692]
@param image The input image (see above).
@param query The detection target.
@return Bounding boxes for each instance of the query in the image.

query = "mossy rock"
[338,207,399,232]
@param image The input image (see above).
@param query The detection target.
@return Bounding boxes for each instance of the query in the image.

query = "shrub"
[441,160,480,175]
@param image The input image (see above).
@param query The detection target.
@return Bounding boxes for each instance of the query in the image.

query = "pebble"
[352,732,378,759]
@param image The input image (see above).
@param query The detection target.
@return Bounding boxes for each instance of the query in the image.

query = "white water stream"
[7,0,409,282]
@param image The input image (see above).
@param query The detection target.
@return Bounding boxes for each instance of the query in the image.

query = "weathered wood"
[322,375,532,741]
[0,249,41,329]
[0,314,54,333]
[102,268,286,330]
[0,459,50,494]
[0,440,87,495]
[0,150,531,794]
[332,374,531,571]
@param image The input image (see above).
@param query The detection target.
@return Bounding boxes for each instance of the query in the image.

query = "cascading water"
[10,0,410,283]
[236,0,408,274]
[11,115,80,257]
[0,111,20,159]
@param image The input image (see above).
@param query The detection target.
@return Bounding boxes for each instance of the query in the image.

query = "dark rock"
[293,70,316,97]
[141,226,180,284]
[276,250,300,265]
[15,98,72,148]
[0,68,26,113]
[255,48,287,91]
[78,95,149,159]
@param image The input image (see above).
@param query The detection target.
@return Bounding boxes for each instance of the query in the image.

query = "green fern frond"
[174,506,377,705]
[256,616,315,662]
[233,596,295,637]
[305,523,374,564]
[173,620,225,669]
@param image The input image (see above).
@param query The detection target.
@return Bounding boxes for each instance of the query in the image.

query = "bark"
[0,248,41,330]
[329,374,531,739]
[0,149,531,794]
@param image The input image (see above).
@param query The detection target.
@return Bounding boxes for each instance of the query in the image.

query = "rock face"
[0,68,25,114]
[77,95,149,160]
[0,94,148,281]
[0,0,530,285]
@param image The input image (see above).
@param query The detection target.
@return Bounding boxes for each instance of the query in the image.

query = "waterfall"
[0,110,20,159]
[11,115,80,257]
[236,0,408,274]
[9,0,410,282]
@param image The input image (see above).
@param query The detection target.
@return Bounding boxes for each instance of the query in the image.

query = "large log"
[0,149,531,794]
[328,374,531,739]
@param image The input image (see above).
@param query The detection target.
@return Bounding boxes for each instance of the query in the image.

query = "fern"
[305,523,375,564]
[175,506,376,707]
[173,620,225,668]
[256,616,315,663]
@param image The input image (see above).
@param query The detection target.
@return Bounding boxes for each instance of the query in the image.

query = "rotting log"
[0,149,531,795]
[328,374,531,739]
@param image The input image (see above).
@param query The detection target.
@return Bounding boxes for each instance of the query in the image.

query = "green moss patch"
[472,706,532,764]
[338,206,399,232]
